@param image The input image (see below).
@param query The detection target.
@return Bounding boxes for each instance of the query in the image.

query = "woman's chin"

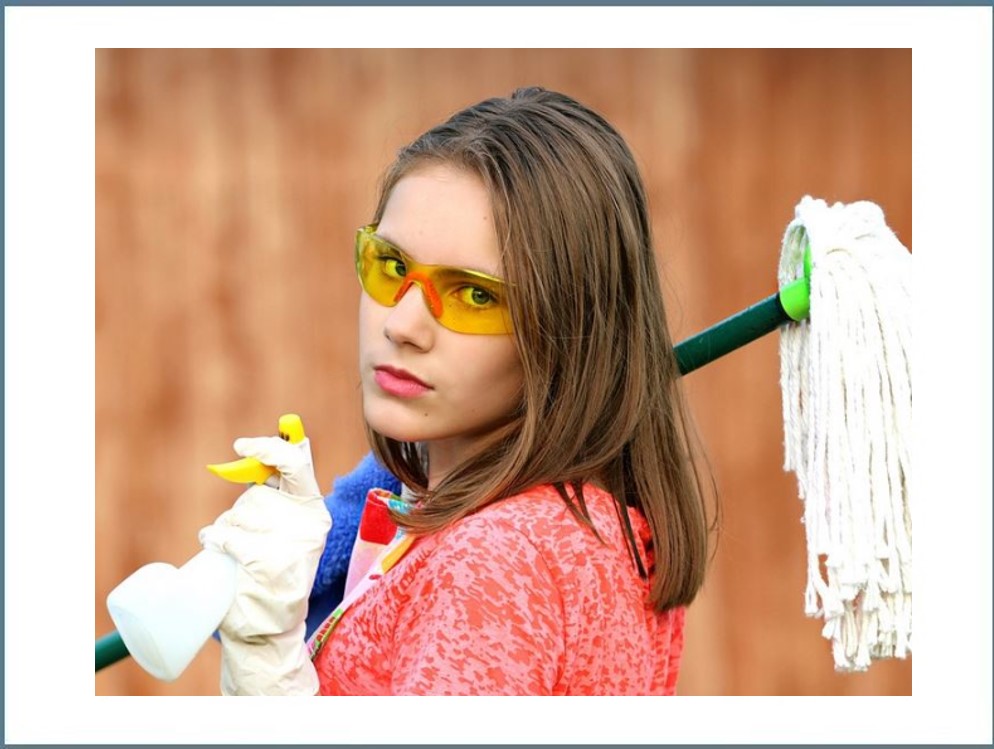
[363,400,433,443]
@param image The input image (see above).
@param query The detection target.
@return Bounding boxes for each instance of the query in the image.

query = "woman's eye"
[457,286,496,308]
[380,256,407,279]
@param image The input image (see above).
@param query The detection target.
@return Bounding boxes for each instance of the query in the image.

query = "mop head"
[778,196,912,672]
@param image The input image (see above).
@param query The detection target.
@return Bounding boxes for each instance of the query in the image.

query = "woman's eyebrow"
[372,230,409,256]
[374,231,504,280]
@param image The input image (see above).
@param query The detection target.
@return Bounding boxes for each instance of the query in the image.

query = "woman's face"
[358,163,524,483]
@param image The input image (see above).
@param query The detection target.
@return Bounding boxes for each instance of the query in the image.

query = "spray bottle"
[103,414,306,681]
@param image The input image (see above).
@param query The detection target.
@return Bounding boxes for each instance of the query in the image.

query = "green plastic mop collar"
[778,244,812,322]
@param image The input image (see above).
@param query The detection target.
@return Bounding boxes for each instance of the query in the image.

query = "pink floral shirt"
[313,483,685,695]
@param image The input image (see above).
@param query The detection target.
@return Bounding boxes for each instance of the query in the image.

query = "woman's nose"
[383,281,436,349]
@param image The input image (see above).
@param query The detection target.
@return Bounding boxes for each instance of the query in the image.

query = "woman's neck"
[425,432,493,490]
[425,440,459,491]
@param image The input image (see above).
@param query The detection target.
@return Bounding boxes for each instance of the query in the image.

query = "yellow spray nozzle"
[206,413,306,484]
[276,413,305,444]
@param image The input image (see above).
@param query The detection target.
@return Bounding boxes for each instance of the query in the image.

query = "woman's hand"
[199,434,332,695]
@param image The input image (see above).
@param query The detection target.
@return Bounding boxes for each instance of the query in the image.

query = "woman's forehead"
[377,164,502,276]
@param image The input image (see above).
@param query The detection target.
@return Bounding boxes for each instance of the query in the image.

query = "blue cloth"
[304,451,401,638]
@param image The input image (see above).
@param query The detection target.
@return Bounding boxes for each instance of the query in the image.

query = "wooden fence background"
[96,48,912,696]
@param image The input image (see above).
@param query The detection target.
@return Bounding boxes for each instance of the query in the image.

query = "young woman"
[200,87,714,696]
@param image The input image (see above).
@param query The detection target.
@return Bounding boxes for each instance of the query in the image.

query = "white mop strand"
[778,196,912,672]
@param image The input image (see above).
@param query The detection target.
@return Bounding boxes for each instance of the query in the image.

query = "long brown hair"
[364,87,715,611]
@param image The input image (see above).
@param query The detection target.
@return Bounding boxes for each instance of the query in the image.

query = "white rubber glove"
[199,435,332,696]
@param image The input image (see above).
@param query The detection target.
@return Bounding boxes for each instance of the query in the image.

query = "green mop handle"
[95,630,130,672]
[675,275,810,375]
[675,247,812,374]
[95,261,812,674]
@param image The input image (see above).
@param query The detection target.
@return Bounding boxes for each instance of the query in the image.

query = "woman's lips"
[374,366,432,398]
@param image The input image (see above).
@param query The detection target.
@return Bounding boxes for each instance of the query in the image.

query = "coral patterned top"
[313,483,685,695]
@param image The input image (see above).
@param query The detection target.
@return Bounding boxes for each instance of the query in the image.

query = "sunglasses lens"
[356,231,406,307]
[355,228,513,335]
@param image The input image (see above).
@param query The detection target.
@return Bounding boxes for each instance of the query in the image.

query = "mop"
[778,196,912,671]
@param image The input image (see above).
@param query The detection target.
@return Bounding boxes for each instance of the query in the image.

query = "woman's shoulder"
[401,486,579,595]
[443,483,638,572]
[466,483,612,533]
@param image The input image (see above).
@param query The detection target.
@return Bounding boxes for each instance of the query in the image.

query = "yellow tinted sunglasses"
[355,224,514,335]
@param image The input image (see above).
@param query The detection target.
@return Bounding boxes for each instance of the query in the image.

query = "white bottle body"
[106,548,237,681]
